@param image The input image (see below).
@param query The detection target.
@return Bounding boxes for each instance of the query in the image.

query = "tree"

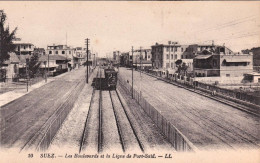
[175,59,182,66]
[0,10,17,66]
[181,62,188,76]
[175,59,182,74]
[28,53,41,78]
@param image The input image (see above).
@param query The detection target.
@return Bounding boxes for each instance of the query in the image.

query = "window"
[49,51,52,54]
[167,54,169,59]
[226,74,230,77]
[175,54,177,59]
[29,45,31,49]
[181,48,183,52]
[166,63,169,68]
[24,46,26,49]
[258,78,260,83]
[56,51,58,54]
[166,47,169,52]
[171,62,174,68]
[175,47,177,52]
[171,47,173,52]
[69,51,71,54]
[171,54,173,59]
[62,51,65,54]
[181,55,183,59]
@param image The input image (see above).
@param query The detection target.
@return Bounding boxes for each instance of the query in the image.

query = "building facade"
[151,42,187,70]
[120,52,130,67]
[13,41,34,56]
[47,44,76,69]
[193,48,253,84]
[132,49,152,67]
[113,51,121,65]
[33,48,46,56]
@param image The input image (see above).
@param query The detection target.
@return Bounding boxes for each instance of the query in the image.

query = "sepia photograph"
[0,1,259,163]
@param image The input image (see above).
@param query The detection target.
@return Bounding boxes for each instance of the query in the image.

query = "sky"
[1,1,260,57]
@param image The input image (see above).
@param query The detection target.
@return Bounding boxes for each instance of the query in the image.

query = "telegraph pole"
[140,47,142,75]
[131,46,134,99]
[85,38,90,83]
[139,47,142,96]
[26,58,29,92]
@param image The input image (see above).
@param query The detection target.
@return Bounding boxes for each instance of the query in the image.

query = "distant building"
[47,44,76,69]
[243,72,260,83]
[47,44,74,58]
[1,52,20,80]
[193,48,253,84]
[132,49,152,68]
[183,44,233,59]
[242,47,260,72]
[151,41,188,70]
[74,47,90,68]
[39,55,69,76]
[13,41,34,56]
[120,52,130,67]
[113,51,121,65]
[33,48,46,56]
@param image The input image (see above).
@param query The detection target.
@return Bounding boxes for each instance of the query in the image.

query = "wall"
[220,54,253,78]
[253,76,260,83]
[6,63,19,79]
[194,76,246,84]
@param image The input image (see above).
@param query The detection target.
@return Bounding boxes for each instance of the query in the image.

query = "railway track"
[109,90,144,152]
[79,67,144,153]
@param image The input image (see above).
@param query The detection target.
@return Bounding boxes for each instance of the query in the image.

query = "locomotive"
[92,66,118,90]
[104,68,118,90]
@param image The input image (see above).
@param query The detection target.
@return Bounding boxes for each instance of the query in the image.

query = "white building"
[13,41,34,56]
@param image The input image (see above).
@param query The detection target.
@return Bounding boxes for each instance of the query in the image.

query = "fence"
[146,70,260,107]
[37,80,85,150]
[195,81,260,106]
[36,69,94,151]
[23,69,93,151]
[118,75,197,152]
[0,76,44,94]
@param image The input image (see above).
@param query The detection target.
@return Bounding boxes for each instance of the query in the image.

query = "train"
[92,66,118,90]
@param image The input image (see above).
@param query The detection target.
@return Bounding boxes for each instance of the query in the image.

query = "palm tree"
[0,10,17,67]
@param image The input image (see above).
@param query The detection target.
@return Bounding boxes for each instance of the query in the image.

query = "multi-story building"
[39,54,69,76]
[132,48,152,68]
[13,41,34,56]
[242,47,260,72]
[120,52,130,67]
[74,47,90,67]
[33,48,46,56]
[113,51,121,65]
[193,47,253,84]
[47,44,76,69]
[151,41,187,70]
[47,44,74,58]
[151,42,234,73]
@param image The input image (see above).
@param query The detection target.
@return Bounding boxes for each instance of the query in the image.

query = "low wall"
[118,75,197,152]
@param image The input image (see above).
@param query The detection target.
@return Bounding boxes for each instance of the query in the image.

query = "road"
[118,67,260,150]
[0,68,86,149]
